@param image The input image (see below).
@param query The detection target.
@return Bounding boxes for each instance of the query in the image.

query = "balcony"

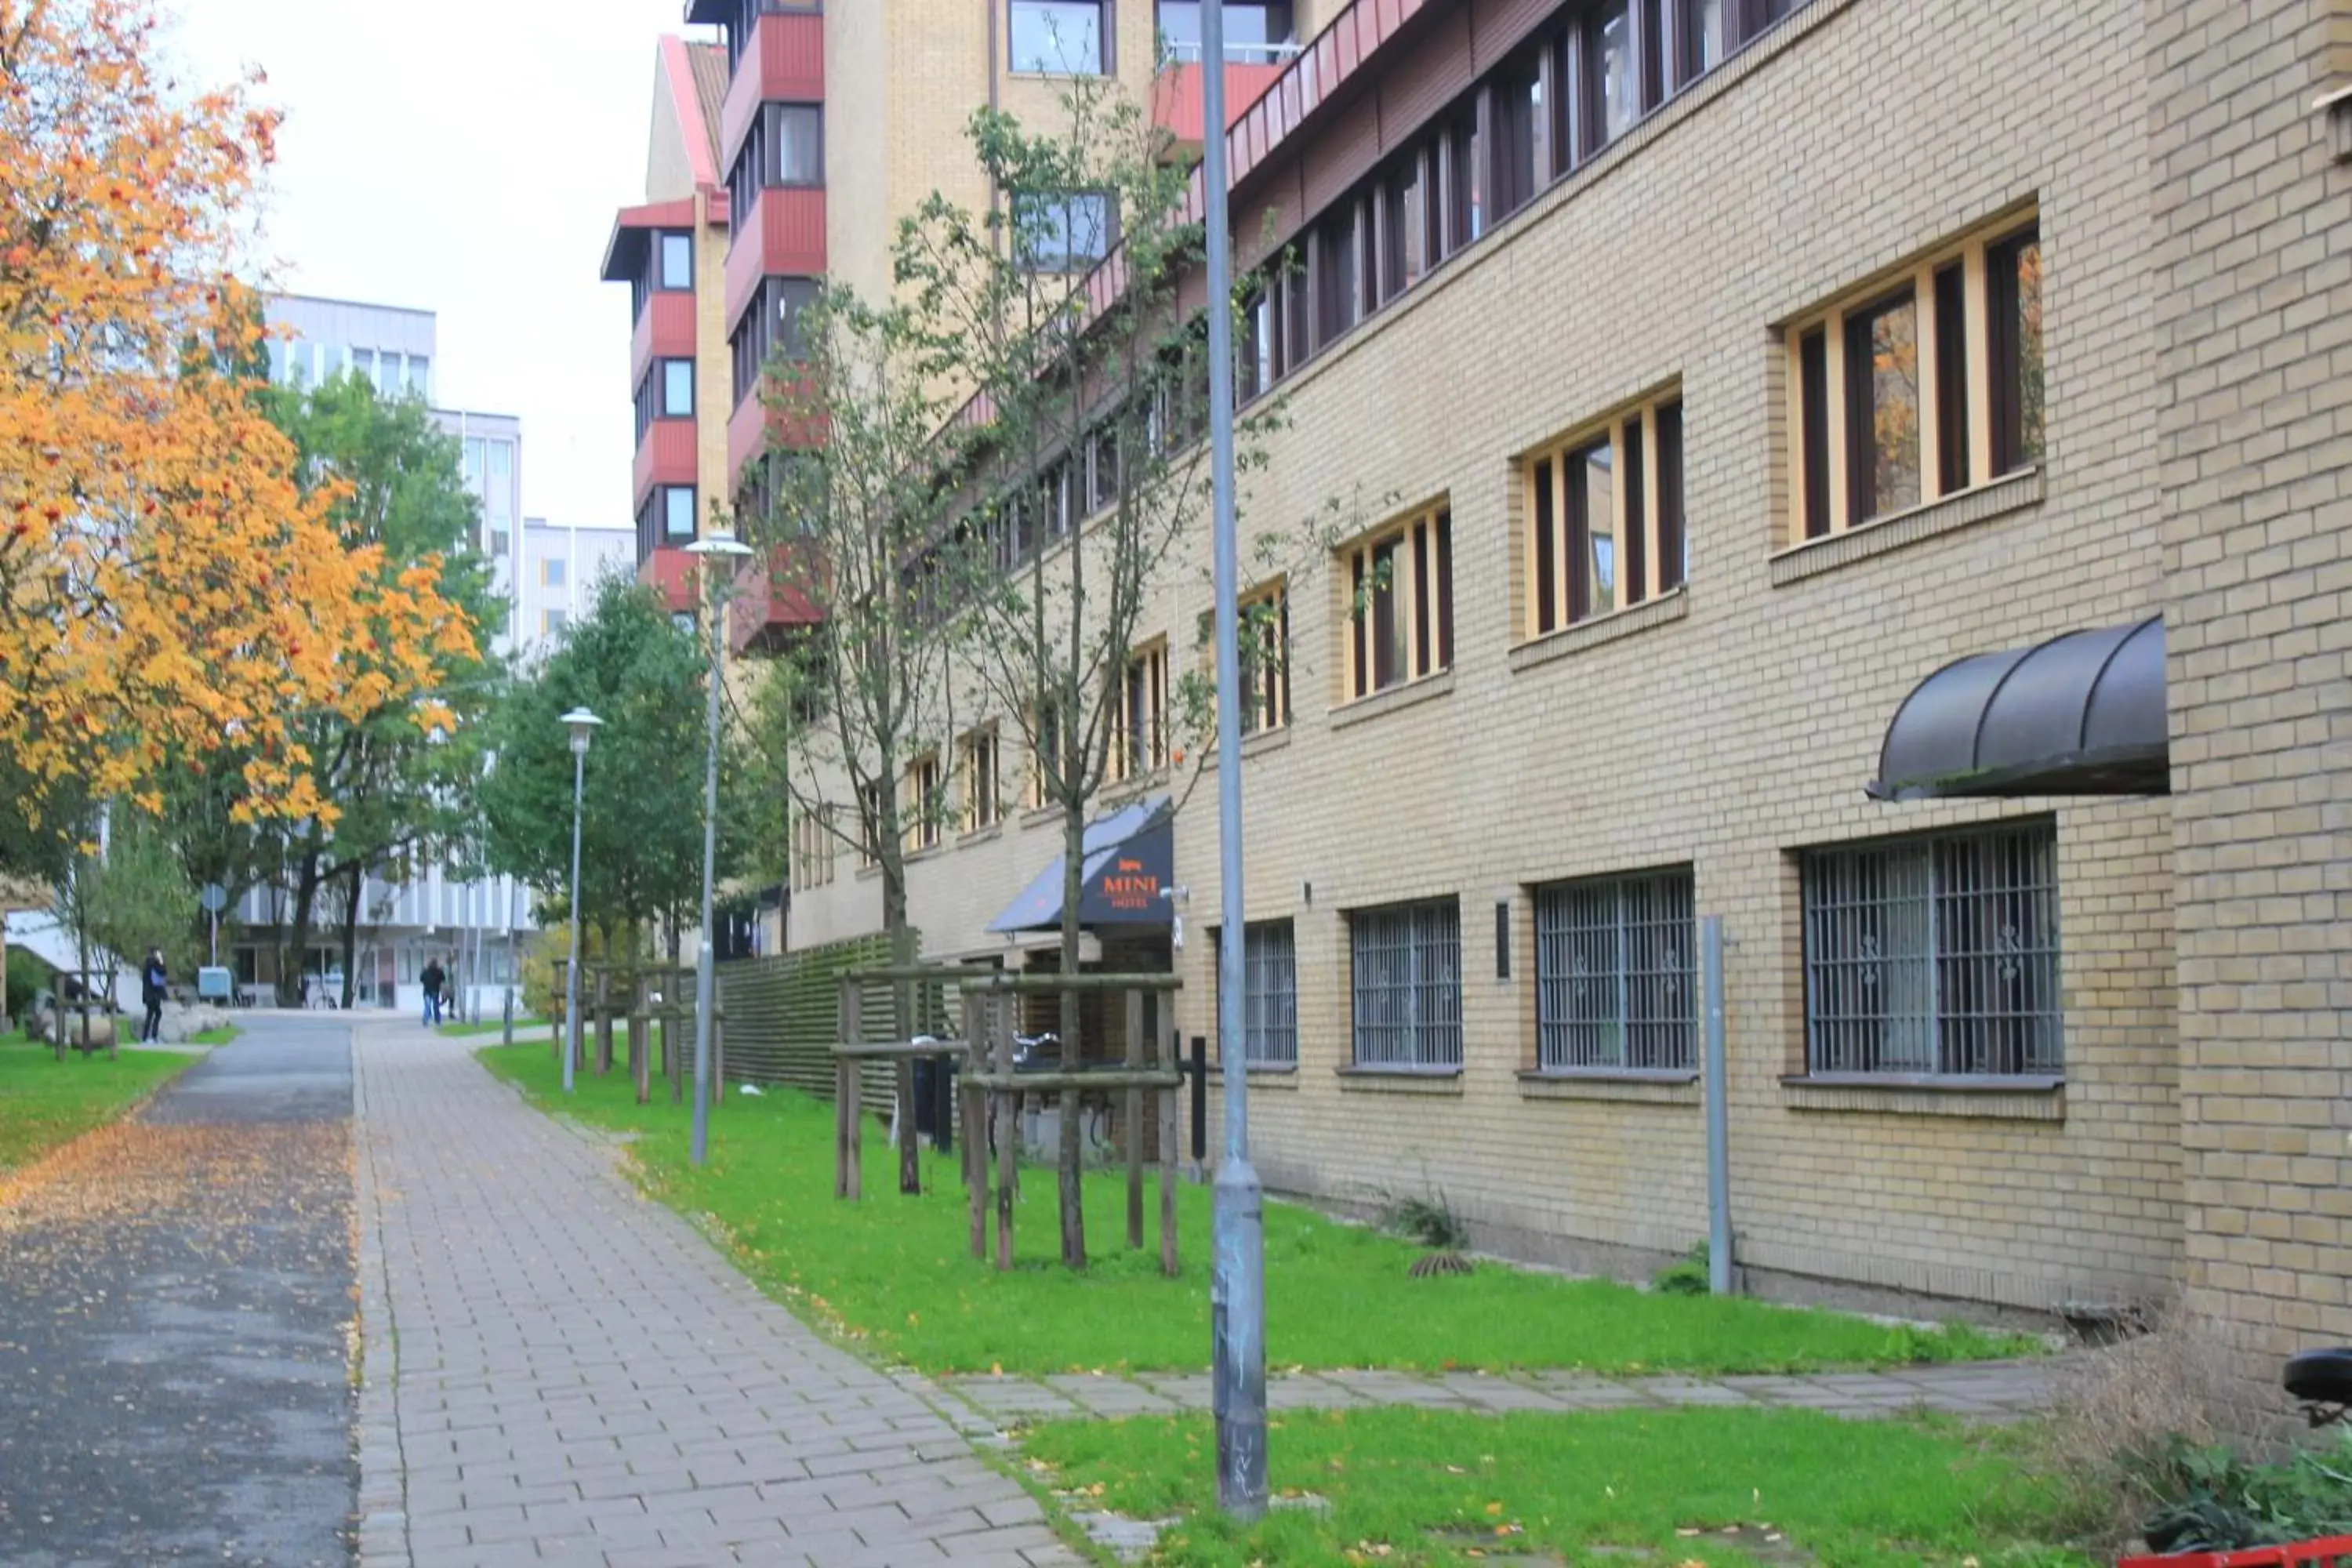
[718,8,825,176]
[725,378,826,495]
[632,418,700,509]
[630,291,696,387]
[728,542,825,655]
[724,187,826,331]
[638,544,699,613]
[1150,60,1287,147]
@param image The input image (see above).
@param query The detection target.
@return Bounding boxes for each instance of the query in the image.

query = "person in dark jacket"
[140,949,168,1043]
[419,956,445,1027]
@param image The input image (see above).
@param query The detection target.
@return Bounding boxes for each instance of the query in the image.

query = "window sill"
[855,862,881,882]
[1334,1066,1464,1095]
[1102,768,1171,808]
[1517,1069,1701,1106]
[1006,67,1106,82]
[1509,590,1689,674]
[1770,467,2044,586]
[1021,804,1060,829]
[1780,1073,2064,1121]
[1330,670,1455,731]
[1210,1063,1301,1090]
[959,822,1004,848]
[1198,726,1294,764]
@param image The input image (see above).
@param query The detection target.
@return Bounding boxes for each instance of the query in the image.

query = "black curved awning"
[1867,616,2169,801]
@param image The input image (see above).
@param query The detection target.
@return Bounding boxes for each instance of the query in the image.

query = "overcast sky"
[170,0,710,528]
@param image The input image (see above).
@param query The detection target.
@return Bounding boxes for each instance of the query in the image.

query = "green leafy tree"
[238,370,505,1004]
[480,575,717,962]
[54,815,198,1007]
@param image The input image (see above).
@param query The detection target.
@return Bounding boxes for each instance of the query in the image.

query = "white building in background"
[517,517,634,655]
[242,295,540,1013]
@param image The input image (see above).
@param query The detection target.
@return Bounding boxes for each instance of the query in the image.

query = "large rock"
[157,1002,228,1044]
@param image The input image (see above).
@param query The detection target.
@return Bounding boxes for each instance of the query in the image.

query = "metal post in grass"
[1200,0,1269,1523]
[1702,915,1733,1295]
[684,528,753,1167]
[560,707,602,1095]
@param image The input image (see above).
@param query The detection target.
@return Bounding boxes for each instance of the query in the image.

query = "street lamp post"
[559,707,602,1095]
[1200,0,1269,1523]
[684,528,753,1167]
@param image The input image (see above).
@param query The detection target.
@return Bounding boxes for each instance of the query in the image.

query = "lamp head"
[683,529,754,563]
[560,706,603,756]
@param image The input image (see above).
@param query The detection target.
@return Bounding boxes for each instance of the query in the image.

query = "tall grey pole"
[564,744,585,1095]
[1200,0,1268,1522]
[691,579,725,1167]
[1702,915,1733,1294]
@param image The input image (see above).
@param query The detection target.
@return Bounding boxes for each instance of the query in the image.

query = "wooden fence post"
[630,972,652,1105]
[895,975,920,1197]
[835,972,862,1200]
[1158,1008,1179,1277]
[965,995,989,1262]
[593,967,614,1076]
[993,989,1017,1272]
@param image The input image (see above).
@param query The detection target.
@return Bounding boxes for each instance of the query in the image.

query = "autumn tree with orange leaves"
[0,0,474,870]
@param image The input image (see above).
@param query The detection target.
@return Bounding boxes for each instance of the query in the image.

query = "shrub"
[1377,1191,1473,1253]
[2140,1431,2352,1552]
[5,946,52,1022]
[1652,1243,1711,1297]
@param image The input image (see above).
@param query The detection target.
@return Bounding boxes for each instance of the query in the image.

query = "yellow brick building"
[616,0,2352,1388]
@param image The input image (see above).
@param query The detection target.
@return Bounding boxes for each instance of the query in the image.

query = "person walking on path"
[140,949,168,1043]
[419,956,445,1028]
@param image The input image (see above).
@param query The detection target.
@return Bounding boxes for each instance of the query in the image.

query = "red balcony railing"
[1150,60,1287,145]
[632,419,700,509]
[728,541,824,655]
[723,187,826,332]
[718,9,825,176]
[630,292,697,387]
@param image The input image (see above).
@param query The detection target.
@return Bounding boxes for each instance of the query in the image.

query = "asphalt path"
[0,1018,357,1566]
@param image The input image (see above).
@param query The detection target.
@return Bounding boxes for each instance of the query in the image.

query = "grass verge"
[188,1025,240,1046]
[437,1017,546,1038]
[478,1042,2039,1378]
[0,1037,198,1174]
[1017,1405,2092,1566]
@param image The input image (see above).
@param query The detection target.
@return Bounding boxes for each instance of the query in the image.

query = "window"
[1156,2,1294,63]
[662,358,694,417]
[728,103,823,229]
[1195,581,1290,736]
[1085,422,1121,514]
[1348,899,1462,1069]
[793,807,838,891]
[1010,0,1105,73]
[1013,191,1112,271]
[1112,641,1168,782]
[486,444,512,524]
[406,354,431,398]
[1312,202,1360,348]
[1341,506,1453,701]
[1801,821,2061,1080]
[960,728,1001,833]
[1788,213,2045,542]
[731,277,819,408]
[659,231,692,290]
[1586,1,1639,149]
[904,754,944,853]
[541,608,568,636]
[1027,697,1065,808]
[1523,389,1686,637]
[1213,920,1298,1065]
[1491,51,1546,221]
[664,485,697,540]
[1987,225,2044,474]
[539,557,567,587]
[1534,869,1695,1073]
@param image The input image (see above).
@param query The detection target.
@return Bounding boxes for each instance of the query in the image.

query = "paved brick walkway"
[351,1025,1078,1568]
[940,1359,2058,1428]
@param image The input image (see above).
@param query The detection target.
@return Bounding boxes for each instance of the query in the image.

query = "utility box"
[196,966,234,1002]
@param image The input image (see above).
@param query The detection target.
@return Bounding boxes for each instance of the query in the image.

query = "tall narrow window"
[1588,0,1638,148]
[1655,399,1686,593]
[1341,506,1452,701]
[661,358,694,417]
[1531,456,1556,633]
[1621,416,1647,608]
[1567,437,1616,622]
[1680,0,1728,82]
[1988,225,2045,474]
[663,485,697,540]
[960,728,1001,833]
[659,231,692,290]
[1846,289,1922,525]
[1933,262,1971,494]
[1798,327,1830,539]
[1316,205,1359,347]
[1113,641,1168,782]
[1493,55,1543,219]
[770,103,823,186]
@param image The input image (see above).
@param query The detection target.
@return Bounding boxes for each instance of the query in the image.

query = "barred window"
[1213,920,1298,1066]
[1534,869,1695,1072]
[1801,822,2061,1079]
[1348,899,1461,1069]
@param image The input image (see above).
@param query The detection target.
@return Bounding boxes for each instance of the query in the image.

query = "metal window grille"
[1243,921,1298,1065]
[1802,822,2061,1078]
[1349,900,1462,1068]
[1534,870,1695,1070]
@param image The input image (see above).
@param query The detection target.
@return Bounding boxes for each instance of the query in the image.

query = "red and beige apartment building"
[613,0,2352,1394]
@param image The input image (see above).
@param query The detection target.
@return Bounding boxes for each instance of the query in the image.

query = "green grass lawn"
[437,1017,546,1038]
[478,1042,2040,1378]
[0,1037,198,1173]
[1018,1406,2091,1566]
[188,1025,239,1046]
